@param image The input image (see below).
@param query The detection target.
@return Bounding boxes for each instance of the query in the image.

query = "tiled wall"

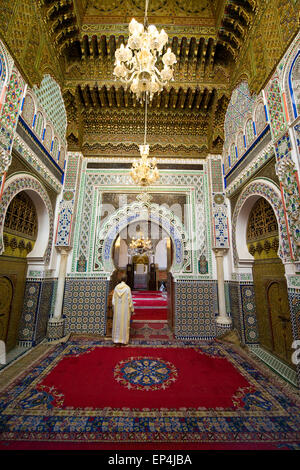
[174,280,218,340]
[18,278,55,346]
[228,281,259,345]
[63,278,109,336]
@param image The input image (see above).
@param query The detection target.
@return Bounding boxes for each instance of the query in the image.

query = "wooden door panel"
[267,281,294,364]
[0,277,13,342]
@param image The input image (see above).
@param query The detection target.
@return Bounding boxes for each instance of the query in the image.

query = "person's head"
[119,273,127,283]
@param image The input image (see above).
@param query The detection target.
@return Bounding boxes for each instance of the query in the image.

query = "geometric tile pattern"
[275,140,300,261]
[0,66,25,152]
[228,281,244,342]
[240,284,259,344]
[228,282,259,345]
[33,74,67,141]
[63,278,108,336]
[174,280,218,339]
[18,281,41,346]
[282,38,300,123]
[265,76,287,140]
[288,288,300,386]
[209,157,229,249]
[55,152,82,247]
[275,132,292,162]
[224,81,255,140]
[18,279,54,347]
[75,169,208,276]
[47,318,64,342]
[294,124,300,154]
[0,48,8,95]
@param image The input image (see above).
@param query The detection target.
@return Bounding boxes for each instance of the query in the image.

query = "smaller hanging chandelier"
[130,143,159,186]
[130,95,159,186]
[129,232,153,255]
[113,0,176,102]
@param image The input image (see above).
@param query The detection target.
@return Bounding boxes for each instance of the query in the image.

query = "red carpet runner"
[132,290,168,321]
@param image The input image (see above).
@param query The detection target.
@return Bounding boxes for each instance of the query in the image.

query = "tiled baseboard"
[248,345,298,388]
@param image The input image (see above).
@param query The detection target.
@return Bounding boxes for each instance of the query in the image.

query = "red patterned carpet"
[37,346,249,409]
[0,338,300,450]
[132,291,168,320]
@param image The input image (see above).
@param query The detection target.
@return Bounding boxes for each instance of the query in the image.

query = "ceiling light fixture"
[113,0,176,102]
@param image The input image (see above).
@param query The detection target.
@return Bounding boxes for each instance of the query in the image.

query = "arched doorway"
[0,191,38,351]
[107,220,174,339]
[247,197,294,365]
[112,220,173,290]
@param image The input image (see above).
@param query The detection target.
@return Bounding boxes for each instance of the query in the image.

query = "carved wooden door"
[267,281,294,364]
[0,277,13,343]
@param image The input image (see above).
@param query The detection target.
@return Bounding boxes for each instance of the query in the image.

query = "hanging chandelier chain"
[144,92,148,146]
[144,0,149,25]
[113,3,171,186]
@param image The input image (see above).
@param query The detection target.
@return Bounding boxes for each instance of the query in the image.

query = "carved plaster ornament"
[0,148,12,174]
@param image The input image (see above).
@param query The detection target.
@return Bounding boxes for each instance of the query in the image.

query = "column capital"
[213,248,229,257]
[55,246,72,255]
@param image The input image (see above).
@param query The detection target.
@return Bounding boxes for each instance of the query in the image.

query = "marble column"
[214,248,232,325]
[47,248,69,341]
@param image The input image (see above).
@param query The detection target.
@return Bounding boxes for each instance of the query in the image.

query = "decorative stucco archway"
[232,178,289,267]
[0,173,54,263]
[95,201,191,274]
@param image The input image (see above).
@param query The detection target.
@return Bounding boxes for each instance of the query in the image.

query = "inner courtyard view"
[0,0,300,451]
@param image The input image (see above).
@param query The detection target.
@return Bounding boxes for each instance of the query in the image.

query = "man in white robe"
[112,274,134,345]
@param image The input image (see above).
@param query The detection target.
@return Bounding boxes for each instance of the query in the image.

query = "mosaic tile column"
[55,152,83,247]
[208,156,232,329]
[48,152,83,341]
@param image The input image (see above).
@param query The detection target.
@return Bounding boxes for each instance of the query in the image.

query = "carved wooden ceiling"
[0,0,299,157]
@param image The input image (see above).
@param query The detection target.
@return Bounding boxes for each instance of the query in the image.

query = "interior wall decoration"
[18,275,55,347]
[174,280,218,340]
[0,66,25,153]
[72,164,211,279]
[55,152,82,248]
[208,156,229,249]
[63,278,109,336]
[274,132,300,262]
[231,179,289,267]
[0,174,54,264]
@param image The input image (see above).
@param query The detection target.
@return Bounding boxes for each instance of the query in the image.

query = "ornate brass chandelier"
[113,0,176,102]
[113,0,173,186]
[129,232,153,255]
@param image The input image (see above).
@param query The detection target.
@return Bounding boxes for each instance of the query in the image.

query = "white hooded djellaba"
[112,281,134,344]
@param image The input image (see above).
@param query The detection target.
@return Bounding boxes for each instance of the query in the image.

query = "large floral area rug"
[0,338,299,450]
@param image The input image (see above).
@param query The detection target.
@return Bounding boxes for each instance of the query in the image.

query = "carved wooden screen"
[247,197,278,243]
[4,191,38,240]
